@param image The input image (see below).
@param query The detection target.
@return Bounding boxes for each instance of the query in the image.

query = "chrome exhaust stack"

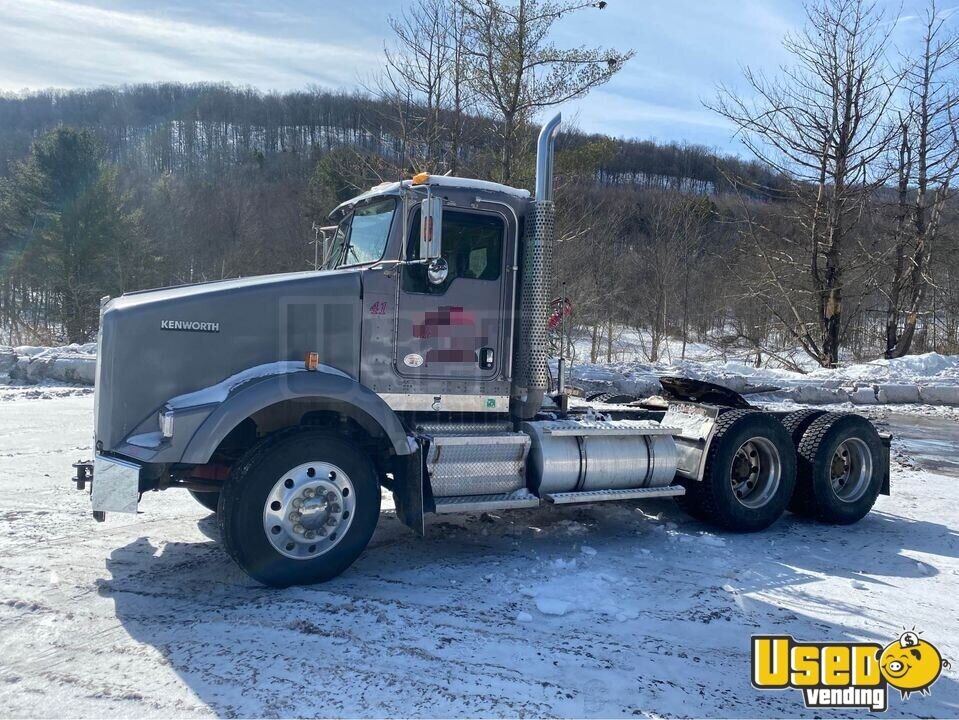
[511,112,561,420]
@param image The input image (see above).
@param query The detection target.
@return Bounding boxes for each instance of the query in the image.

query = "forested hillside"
[0,82,783,343]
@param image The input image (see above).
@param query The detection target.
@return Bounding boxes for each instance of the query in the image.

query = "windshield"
[328,197,397,268]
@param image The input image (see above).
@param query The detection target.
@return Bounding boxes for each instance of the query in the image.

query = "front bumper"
[72,454,143,520]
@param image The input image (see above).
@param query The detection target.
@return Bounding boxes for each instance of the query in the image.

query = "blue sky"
[0,0,951,154]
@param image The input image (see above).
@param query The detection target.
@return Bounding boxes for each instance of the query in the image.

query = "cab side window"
[404,209,504,294]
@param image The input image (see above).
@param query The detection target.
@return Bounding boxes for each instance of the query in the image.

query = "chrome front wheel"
[218,430,381,587]
[263,462,357,560]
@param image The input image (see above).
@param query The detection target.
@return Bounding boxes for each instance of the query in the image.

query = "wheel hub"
[263,462,356,560]
[729,437,781,509]
[829,438,872,502]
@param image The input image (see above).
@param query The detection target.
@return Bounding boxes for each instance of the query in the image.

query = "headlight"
[158,410,174,438]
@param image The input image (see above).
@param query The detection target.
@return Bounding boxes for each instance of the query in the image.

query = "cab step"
[427,433,531,497]
[433,493,540,514]
[543,486,685,505]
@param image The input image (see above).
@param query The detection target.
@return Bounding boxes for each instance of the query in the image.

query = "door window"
[404,209,504,293]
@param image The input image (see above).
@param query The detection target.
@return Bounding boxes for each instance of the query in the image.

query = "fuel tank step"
[543,486,686,505]
[427,433,531,497]
[433,493,541,514]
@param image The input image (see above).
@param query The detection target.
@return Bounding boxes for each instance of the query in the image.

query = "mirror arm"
[369,258,430,277]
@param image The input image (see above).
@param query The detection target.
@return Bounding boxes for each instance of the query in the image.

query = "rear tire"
[795,413,883,524]
[778,409,827,516]
[217,429,381,587]
[677,409,796,532]
[189,489,220,513]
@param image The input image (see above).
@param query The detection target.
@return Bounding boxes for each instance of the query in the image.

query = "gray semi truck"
[71,114,890,587]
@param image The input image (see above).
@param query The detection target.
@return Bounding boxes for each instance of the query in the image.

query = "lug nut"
[305,530,316,539]
[330,504,341,514]
[289,511,302,522]
[304,488,315,499]
[317,527,328,537]
[326,516,338,527]
[294,524,305,534]
[326,491,337,503]
[292,498,303,509]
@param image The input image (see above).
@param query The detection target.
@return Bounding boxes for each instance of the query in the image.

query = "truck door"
[394,205,511,386]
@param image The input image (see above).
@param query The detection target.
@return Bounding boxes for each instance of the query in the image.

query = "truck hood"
[96,269,364,452]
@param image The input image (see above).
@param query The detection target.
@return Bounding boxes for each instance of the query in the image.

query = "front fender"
[178,368,413,464]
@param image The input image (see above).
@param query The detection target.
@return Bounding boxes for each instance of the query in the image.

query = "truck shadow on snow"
[96,503,959,717]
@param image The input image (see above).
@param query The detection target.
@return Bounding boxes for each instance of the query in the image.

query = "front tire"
[217,430,381,587]
[678,409,796,532]
[795,413,883,524]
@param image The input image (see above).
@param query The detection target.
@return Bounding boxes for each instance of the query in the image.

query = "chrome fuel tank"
[522,419,678,494]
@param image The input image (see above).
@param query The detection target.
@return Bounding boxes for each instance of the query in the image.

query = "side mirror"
[420,195,443,260]
[427,257,449,285]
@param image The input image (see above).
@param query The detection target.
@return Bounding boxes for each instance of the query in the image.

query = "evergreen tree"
[0,128,145,342]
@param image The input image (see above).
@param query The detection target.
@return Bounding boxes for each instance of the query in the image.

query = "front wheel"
[217,430,381,587]
[677,409,796,532]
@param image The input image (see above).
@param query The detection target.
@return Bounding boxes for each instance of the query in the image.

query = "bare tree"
[457,0,634,183]
[884,0,959,357]
[712,0,900,367]
[375,0,473,174]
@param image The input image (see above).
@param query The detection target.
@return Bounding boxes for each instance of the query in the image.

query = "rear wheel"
[677,409,796,532]
[795,413,883,524]
[217,429,381,587]
[778,409,826,516]
[188,489,220,513]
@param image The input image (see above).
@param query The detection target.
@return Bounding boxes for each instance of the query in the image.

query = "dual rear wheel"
[677,409,883,532]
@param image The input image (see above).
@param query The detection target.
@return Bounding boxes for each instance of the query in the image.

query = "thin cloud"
[0,0,380,92]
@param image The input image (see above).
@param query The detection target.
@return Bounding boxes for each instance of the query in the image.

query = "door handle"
[479,347,494,370]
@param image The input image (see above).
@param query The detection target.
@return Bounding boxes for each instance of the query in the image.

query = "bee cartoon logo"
[879,630,950,700]
[752,630,950,711]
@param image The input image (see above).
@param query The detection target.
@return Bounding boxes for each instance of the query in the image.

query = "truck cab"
[75,114,890,587]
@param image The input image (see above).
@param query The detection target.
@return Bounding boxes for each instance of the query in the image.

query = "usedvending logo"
[160,320,220,333]
[752,631,950,711]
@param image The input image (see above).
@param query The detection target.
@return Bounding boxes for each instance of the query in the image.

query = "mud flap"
[393,442,430,536]
[879,433,891,496]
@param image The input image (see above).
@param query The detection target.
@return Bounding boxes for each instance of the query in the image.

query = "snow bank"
[6,338,959,407]
[1,343,97,385]
[567,351,959,407]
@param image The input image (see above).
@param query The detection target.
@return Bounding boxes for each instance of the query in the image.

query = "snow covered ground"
[0,388,957,717]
